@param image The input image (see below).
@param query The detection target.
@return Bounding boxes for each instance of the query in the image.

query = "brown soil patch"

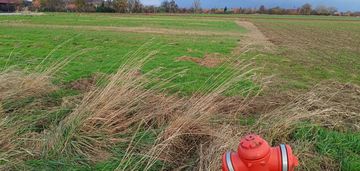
[233,21,275,54]
[68,76,97,92]
[176,53,224,68]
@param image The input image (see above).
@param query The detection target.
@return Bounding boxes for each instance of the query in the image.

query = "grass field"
[0,13,251,95]
[0,13,359,170]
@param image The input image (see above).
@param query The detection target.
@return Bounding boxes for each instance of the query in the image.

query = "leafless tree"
[300,3,312,15]
[258,5,266,14]
[113,0,127,13]
[192,0,200,13]
[128,0,142,13]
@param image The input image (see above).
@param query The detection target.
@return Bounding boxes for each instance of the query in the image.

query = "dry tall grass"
[251,81,360,170]
[254,81,360,142]
[0,42,83,169]
[0,70,56,101]
[1,45,359,171]
[39,46,259,170]
[0,69,57,170]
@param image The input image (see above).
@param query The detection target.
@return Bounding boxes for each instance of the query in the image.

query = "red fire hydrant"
[222,134,298,171]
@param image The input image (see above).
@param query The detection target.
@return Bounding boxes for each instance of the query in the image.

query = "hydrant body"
[222,134,298,171]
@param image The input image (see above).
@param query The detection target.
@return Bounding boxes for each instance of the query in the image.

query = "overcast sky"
[141,0,360,12]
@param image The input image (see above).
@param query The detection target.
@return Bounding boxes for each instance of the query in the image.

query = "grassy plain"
[0,13,359,170]
[0,14,253,95]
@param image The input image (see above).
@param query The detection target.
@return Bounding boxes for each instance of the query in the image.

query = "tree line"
[27,0,360,16]
[30,0,190,13]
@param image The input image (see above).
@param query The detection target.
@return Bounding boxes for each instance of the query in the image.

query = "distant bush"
[96,5,115,13]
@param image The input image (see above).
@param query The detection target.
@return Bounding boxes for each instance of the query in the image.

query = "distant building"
[0,0,20,12]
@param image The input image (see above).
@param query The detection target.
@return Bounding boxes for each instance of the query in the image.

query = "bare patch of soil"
[68,76,97,92]
[176,53,224,68]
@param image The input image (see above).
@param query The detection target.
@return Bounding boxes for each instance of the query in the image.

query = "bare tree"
[113,0,127,13]
[133,0,143,12]
[128,0,142,13]
[316,5,330,15]
[300,3,312,15]
[192,0,200,13]
[160,0,169,12]
[169,0,178,13]
[328,7,338,15]
[258,5,266,14]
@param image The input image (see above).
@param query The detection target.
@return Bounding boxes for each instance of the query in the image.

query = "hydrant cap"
[238,134,271,160]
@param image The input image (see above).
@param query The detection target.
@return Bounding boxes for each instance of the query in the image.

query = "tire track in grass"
[233,20,275,54]
[2,22,242,37]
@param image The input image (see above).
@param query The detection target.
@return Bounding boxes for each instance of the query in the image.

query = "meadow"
[0,13,359,170]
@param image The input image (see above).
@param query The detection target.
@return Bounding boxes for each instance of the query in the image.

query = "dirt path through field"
[2,22,242,36]
[233,21,274,54]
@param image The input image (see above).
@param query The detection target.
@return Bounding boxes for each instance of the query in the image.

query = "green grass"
[0,16,251,95]
[24,129,164,171]
[295,125,360,171]
[0,13,246,32]
[2,13,359,92]
[0,14,255,169]
[1,13,360,170]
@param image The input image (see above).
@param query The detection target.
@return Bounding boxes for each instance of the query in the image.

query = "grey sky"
[141,0,360,12]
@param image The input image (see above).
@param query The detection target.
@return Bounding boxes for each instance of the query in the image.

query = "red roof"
[0,0,19,4]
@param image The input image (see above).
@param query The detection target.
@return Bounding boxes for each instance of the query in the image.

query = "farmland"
[0,13,360,170]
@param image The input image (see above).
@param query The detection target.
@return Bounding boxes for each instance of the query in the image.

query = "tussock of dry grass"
[196,126,243,170]
[250,81,360,171]
[254,81,360,143]
[0,70,56,101]
[0,70,57,170]
[0,47,74,169]
[137,63,257,170]
[48,59,256,170]
[46,50,159,159]
[143,80,359,171]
